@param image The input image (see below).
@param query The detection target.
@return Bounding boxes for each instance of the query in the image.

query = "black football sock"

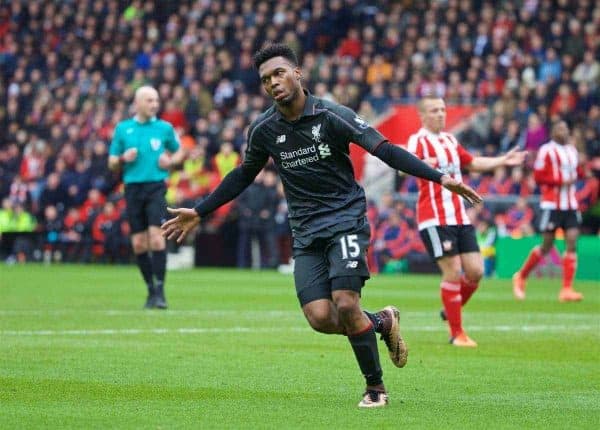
[363,310,383,333]
[152,249,166,283]
[136,252,154,293]
[348,324,383,387]
[152,250,166,295]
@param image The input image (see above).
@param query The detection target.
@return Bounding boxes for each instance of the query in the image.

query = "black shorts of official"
[419,225,480,260]
[124,181,167,234]
[538,209,581,232]
[293,223,371,306]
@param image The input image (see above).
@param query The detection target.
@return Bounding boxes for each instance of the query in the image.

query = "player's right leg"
[436,255,477,347]
[513,210,557,300]
[125,183,156,308]
[513,233,555,300]
[295,247,346,334]
[131,231,155,308]
[559,224,583,302]
[420,227,476,346]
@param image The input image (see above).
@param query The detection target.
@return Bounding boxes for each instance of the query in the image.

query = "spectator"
[538,48,562,84]
[573,50,600,88]
[524,113,549,152]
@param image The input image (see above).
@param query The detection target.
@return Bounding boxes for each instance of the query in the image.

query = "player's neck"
[276,89,306,122]
[424,126,443,135]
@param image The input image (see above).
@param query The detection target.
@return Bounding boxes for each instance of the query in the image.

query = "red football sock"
[441,281,462,338]
[460,275,479,306]
[562,252,577,290]
[520,246,543,279]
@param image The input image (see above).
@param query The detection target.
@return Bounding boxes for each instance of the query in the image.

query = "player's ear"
[294,68,302,81]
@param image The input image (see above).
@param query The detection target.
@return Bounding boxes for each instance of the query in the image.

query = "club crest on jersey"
[150,138,161,151]
[276,134,286,144]
[311,123,322,143]
[443,240,453,251]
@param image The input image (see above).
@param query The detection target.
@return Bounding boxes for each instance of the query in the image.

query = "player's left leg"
[148,226,167,308]
[559,225,583,302]
[332,286,388,408]
[436,255,476,347]
[147,183,169,309]
[459,252,483,307]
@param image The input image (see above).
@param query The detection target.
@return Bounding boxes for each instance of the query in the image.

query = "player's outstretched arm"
[440,175,483,205]
[161,208,200,243]
[162,164,262,243]
[373,142,483,205]
[467,147,527,172]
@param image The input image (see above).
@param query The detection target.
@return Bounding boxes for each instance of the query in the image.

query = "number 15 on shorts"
[340,234,360,259]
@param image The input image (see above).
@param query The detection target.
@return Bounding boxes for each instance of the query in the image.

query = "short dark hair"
[253,43,298,69]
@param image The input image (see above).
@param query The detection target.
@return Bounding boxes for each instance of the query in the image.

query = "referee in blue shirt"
[109,86,183,309]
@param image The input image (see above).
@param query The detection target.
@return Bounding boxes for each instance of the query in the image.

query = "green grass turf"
[1,264,598,429]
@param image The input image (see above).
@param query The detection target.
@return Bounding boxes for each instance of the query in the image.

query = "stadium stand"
[0,0,598,271]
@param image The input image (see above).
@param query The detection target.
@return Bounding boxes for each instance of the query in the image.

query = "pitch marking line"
[0,309,595,320]
[1,324,597,337]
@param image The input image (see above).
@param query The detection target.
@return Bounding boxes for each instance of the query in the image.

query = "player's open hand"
[440,175,483,205]
[161,207,200,243]
[503,147,527,167]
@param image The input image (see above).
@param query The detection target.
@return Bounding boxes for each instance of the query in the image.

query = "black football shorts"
[293,222,371,306]
[419,225,480,260]
[124,181,167,234]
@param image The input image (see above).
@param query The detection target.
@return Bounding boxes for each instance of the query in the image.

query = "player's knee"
[131,240,148,254]
[304,308,334,333]
[443,271,462,283]
[465,268,483,283]
[332,295,360,323]
[149,232,165,250]
[149,237,165,250]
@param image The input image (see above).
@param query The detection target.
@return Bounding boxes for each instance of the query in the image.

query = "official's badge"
[150,138,161,151]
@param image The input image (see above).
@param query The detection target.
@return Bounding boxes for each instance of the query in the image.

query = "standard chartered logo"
[280,143,331,168]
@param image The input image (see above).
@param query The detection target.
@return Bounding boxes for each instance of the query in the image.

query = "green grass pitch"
[1,265,598,429]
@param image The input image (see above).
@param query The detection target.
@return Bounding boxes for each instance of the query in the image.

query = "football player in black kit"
[162,43,482,408]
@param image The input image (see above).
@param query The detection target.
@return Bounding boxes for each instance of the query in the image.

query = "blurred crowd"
[0,0,598,271]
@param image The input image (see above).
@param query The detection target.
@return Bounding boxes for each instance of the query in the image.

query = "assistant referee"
[108,86,183,309]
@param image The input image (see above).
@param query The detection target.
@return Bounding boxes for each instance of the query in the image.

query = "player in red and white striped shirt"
[512,121,584,302]
[408,96,526,347]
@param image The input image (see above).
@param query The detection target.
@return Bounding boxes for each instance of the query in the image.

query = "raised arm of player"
[329,104,483,205]
[162,163,264,243]
[466,147,527,172]
[372,142,483,205]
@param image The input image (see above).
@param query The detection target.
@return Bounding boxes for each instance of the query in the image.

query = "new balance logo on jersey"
[276,134,286,144]
[311,124,322,143]
[345,261,359,269]
[318,143,331,158]
[353,115,369,129]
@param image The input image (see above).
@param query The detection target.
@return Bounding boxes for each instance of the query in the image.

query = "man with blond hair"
[408,96,526,347]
